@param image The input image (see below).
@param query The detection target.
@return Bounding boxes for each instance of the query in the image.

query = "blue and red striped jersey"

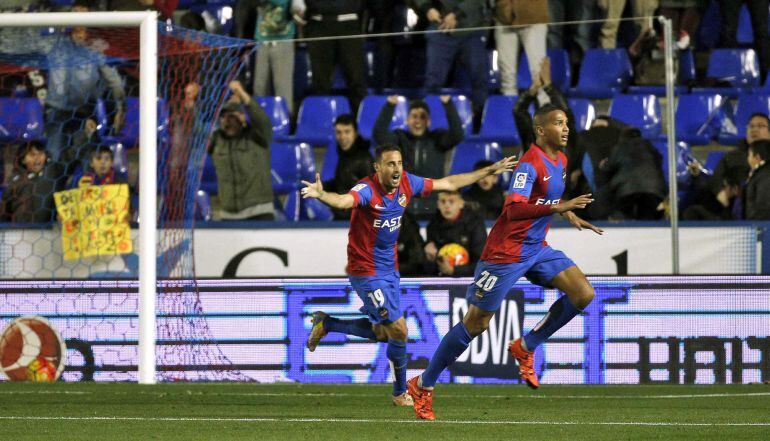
[347,172,433,276]
[481,144,567,263]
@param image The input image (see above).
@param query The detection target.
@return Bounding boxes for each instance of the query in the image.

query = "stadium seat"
[609,94,662,139]
[487,49,500,91]
[449,142,503,176]
[271,142,316,194]
[692,49,761,97]
[474,95,521,145]
[718,93,770,145]
[0,98,44,142]
[283,189,334,221]
[424,95,473,135]
[517,48,571,91]
[195,189,212,221]
[652,140,693,185]
[705,150,727,172]
[356,95,408,141]
[672,93,727,144]
[112,142,129,182]
[570,49,633,99]
[567,98,596,132]
[293,96,351,146]
[200,153,218,195]
[102,97,170,148]
[255,96,291,140]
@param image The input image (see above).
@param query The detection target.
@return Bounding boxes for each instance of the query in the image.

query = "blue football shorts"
[349,272,402,324]
[466,246,576,312]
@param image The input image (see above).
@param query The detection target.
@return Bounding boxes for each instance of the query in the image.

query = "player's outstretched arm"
[561,210,604,235]
[507,194,595,220]
[432,156,517,191]
[301,173,355,210]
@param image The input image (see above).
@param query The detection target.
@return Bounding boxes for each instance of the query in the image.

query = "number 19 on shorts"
[367,289,385,307]
[475,270,498,292]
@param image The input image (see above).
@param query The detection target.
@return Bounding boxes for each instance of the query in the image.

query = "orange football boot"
[407,376,435,420]
[509,338,540,389]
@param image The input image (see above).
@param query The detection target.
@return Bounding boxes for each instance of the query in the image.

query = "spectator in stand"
[594,127,667,220]
[411,0,488,120]
[295,0,367,112]
[464,159,505,220]
[711,113,770,198]
[547,0,595,72]
[373,95,464,218]
[323,114,373,219]
[424,190,487,276]
[682,164,743,220]
[658,0,703,50]
[105,0,178,20]
[597,0,659,55]
[45,25,126,163]
[397,210,428,276]
[0,141,64,223]
[495,0,548,97]
[720,0,769,81]
[244,0,299,114]
[69,145,125,188]
[209,80,274,220]
[367,0,399,92]
[745,140,770,219]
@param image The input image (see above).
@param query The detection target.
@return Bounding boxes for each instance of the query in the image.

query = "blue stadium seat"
[474,95,520,145]
[673,93,726,144]
[718,93,770,145]
[570,49,633,99]
[294,96,351,146]
[356,95,408,141]
[737,4,754,44]
[487,49,500,91]
[424,95,473,135]
[195,189,212,221]
[692,49,761,97]
[103,97,170,148]
[517,48,571,91]
[0,98,44,142]
[200,153,218,195]
[705,150,727,172]
[609,94,662,139]
[449,142,503,176]
[283,190,334,221]
[567,98,596,132]
[255,96,291,139]
[652,140,692,185]
[271,142,316,194]
[112,142,129,182]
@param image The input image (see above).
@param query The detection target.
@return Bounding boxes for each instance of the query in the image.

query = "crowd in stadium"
[1,0,770,232]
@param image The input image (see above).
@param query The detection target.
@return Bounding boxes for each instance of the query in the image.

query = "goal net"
[0,13,254,382]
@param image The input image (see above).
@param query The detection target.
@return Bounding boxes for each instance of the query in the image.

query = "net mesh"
[0,22,255,381]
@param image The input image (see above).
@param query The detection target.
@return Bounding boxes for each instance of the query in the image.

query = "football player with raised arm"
[301,143,515,406]
[407,104,604,420]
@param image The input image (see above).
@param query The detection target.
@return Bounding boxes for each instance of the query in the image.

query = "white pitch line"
[0,390,89,395]
[0,416,768,427]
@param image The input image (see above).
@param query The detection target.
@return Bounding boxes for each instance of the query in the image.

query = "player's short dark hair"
[473,159,494,171]
[334,114,357,130]
[374,144,401,162]
[748,112,770,128]
[533,104,566,129]
[408,99,430,116]
[749,140,770,161]
[437,189,462,197]
[91,145,114,160]
[16,140,47,169]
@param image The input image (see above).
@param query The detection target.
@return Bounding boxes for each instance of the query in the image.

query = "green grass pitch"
[0,382,768,440]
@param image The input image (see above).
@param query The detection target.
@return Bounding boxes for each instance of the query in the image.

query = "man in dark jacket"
[0,141,64,223]
[397,210,428,276]
[595,128,667,220]
[209,80,274,220]
[373,95,464,218]
[410,0,489,119]
[323,114,373,219]
[711,113,770,196]
[464,159,504,220]
[745,140,770,220]
[424,190,487,276]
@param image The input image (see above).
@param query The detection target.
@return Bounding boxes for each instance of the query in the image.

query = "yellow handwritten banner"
[54,184,133,261]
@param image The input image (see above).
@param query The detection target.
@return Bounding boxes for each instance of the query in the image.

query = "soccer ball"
[438,243,470,267]
[0,316,66,382]
[26,356,57,382]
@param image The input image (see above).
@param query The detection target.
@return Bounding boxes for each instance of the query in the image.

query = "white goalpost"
[0,11,158,384]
